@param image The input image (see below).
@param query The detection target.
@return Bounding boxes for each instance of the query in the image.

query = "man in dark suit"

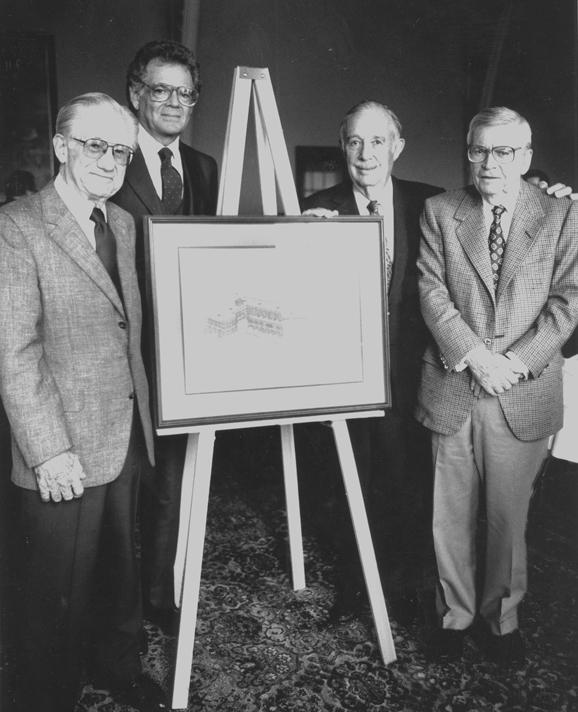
[417,107,578,664]
[300,101,442,623]
[111,40,218,622]
[0,93,166,712]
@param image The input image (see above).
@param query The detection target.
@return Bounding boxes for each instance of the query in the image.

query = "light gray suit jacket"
[416,180,578,441]
[0,182,154,490]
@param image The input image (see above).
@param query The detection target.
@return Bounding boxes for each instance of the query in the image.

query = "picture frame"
[145,216,390,430]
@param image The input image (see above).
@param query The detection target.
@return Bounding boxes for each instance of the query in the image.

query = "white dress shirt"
[352,179,395,262]
[54,173,106,250]
[138,126,183,199]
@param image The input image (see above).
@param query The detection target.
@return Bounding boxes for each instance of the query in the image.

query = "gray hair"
[339,101,403,149]
[55,92,138,148]
[467,106,532,148]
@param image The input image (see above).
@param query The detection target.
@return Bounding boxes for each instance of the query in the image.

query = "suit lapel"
[455,188,496,299]
[41,184,125,316]
[496,181,545,300]
[124,147,164,214]
[391,178,408,298]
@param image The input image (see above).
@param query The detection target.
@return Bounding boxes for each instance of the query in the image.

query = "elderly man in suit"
[112,40,218,624]
[417,106,578,664]
[0,93,167,712]
[301,101,443,623]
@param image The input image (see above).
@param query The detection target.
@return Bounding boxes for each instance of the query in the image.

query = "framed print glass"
[145,216,390,430]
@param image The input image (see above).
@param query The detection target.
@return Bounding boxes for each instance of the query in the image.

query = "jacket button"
[128,392,135,400]
[118,321,127,329]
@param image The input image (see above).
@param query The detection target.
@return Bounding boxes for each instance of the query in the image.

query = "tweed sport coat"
[111,141,218,296]
[302,177,443,416]
[0,182,154,490]
[416,180,578,441]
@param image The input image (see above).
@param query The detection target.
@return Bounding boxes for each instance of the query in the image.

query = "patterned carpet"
[70,448,578,712]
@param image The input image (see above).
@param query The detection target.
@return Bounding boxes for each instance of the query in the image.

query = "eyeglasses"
[467,145,527,164]
[71,137,134,166]
[140,81,199,107]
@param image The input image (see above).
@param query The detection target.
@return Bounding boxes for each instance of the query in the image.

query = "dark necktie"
[89,207,123,298]
[159,147,183,214]
[367,200,393,289]
[489,205,506,289]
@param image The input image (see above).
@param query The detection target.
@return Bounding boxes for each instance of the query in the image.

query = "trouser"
[431,394,548,635]
[15,416,145,712]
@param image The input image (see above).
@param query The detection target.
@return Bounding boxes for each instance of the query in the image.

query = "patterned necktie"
[159,146,183,214]
[367,200,392,290]
[489,204,506,289]
[89,207,123,298]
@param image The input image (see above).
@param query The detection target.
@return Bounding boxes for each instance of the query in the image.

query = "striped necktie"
[367,200,392,290]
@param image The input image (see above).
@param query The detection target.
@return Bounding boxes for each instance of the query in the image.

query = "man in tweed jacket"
[416,107,578,664]
[0,94,166,711]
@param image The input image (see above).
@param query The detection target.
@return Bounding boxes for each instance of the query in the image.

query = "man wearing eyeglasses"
[416,107,578,665]
[111,40,218,631]
[0,93,167,711]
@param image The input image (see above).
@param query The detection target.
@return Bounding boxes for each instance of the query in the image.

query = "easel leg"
[171,429,216,710]
[280,424,306,590]
[331,420,396,664]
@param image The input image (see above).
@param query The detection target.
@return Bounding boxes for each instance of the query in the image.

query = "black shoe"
[427,628,465,661]
[144,604,180,636]
[486,629,526,666]
[387,595,419,626]
[109,673,168,711]
[327,588,367,624]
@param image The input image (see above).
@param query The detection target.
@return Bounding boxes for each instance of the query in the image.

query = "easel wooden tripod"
[169,67,396,710]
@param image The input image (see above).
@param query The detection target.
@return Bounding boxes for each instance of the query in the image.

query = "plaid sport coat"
[415,180,578,441]
[0,182,154,489]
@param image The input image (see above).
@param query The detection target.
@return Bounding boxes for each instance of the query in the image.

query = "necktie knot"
[89,206,106,227]
[367,200,383,216]
[492,204,506,222]
[158,147,174,165]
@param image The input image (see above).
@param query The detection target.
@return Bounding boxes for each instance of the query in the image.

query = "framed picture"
[0,33,57,203]
[295,145,346,201]
[145,216,390,430]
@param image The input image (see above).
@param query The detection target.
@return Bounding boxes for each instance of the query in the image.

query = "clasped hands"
[466,345,526,397]
[34,451,86,503]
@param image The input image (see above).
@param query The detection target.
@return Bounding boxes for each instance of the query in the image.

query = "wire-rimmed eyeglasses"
[71,137,134,166]
[140,81,199,107]
[467,145,527,164]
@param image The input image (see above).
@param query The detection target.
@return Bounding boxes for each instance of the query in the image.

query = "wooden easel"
[169,67,395,710]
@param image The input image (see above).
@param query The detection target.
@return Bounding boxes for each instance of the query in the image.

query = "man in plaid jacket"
[416,106,578,664]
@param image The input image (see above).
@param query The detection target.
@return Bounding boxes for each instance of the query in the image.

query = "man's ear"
[128,84,141,113]
[52,134,67,164]
[393,137,406,161]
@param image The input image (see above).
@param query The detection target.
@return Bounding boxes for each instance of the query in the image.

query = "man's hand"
[465,345,521,396]
[536,181,578,200]
[34,451,86,503]
[301,208,339,218]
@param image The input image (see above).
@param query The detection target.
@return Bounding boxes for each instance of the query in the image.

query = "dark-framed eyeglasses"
[140,81,199,107]
[71,137,134,166]
[467,145,527,164]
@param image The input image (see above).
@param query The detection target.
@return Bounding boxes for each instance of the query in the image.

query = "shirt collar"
[352,178,393,214]
[138,126,181,168]
[54,173,107,223]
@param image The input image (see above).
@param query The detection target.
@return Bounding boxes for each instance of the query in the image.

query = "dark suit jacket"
[302,177,443,417]
[111,141,218,295]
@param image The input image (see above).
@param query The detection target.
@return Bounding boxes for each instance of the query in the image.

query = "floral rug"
[74,453,578,712]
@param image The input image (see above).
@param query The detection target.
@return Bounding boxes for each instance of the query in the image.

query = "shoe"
[109,673,169,711]
[427,628,465,661]
[486,629,526,666]
[327,588,367,623]
[387,595,419,626]
[144,604,180,636]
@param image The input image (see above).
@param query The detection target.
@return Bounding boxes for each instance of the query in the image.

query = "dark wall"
[2,1,575,209]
